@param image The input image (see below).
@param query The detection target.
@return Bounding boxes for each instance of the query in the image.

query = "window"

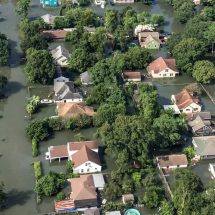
[85,163,88,166]
[163,74,166,77]
[170,73,173,76]
[87,169,90,172]
[194,108,198,111]
[165,69,168,72]
[177,165,180,167]
[186,108,190,111]
[81,169,84,173]
[166,166,169,168]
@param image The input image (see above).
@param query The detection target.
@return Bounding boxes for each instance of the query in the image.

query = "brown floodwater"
[0,0,214,215]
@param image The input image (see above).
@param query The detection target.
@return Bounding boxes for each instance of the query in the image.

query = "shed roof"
[156,154,188,167]
[68,141,98,151]
[122,71,141,80]
[92,174,105,188]
[48,145,68,159]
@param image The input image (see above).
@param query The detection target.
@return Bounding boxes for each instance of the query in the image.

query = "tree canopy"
[24,49,55,84]
[0,33,10,66]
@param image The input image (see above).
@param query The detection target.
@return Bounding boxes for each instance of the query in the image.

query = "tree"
[172,38,206,74]
[104,182,122,201]
[183,146,195,162]
[172,168,204,215]
[192,60,215,84]
[159,200,174,215]
[173,0,195,23]
[105,9,118,32]
[16,0,31,17]
[69,48,94,73]
[114,27,131,51]
[204,22,215,47]
[56,192,66,201]
[26,95,40,119]
[0,33,10,65]
[150,14,164,26]
[137,11,150,23]
[167,33,182,53]
[26,118,50,142]
[24,49,55,84]
[0,75,8,88]
[35,172,65,197]
[153,111,186,148]
[0,182,6,208]
[54,17,68,29]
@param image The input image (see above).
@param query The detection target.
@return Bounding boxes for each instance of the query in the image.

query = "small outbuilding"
[105,211,121,215]
[92,173,105,190]
[122,194,134,204]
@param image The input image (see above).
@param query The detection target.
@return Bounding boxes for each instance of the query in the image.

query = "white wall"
[182,103,201,113]
[73,161,102,174]
[151,68,178,78]
[113,0,134,3]
[55,98,83,103]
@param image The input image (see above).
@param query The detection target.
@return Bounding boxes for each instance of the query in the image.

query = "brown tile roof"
[70,175,97,201]
[49,145,68,159]
[72,144,101,168]
[122,71,141,79]
[55,199,75,212]
[57,102,95,118]
[147,57,177,74]
[174,90,200,109]
[157,154,188,168]
[68,141,98,151]
[41,30,67,39]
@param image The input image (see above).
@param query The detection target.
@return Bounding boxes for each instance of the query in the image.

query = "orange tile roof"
[57,102,95,118]
[157,154,188,168]
[147,57,177,74]
[174,90,200,109]
[68,141,98,151]
[72,145,101,168]
[49,145,68,159]
[70,175,97,201]
[41,30,67,39]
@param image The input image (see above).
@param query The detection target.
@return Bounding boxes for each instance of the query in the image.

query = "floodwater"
[0,0,214,215]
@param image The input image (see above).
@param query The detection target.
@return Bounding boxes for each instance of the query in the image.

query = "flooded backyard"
[0,0,214,215]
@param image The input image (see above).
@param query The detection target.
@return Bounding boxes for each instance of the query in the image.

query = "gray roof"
[51,45,70,61]
[192,112,211,121]
[54,81,83,101]
[84,208,100,215]
[193,136,215,156]
[81,71,92,84]
[188,115,210,132]
[92,174,105,189]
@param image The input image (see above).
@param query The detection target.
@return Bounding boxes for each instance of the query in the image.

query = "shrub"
[47,118,64,131]
[56,192,66,201]
[32,139,39,157]
[66,115,93,130]
[34,161,42,180]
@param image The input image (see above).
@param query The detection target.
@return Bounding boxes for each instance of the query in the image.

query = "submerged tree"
[0,182,6,208]
[16,0,31,18]
[0,33,10,66]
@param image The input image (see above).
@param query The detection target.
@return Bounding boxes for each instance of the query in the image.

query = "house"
[41,28,76,40]
[40,0,61,7]
[122,194,134,204]
[54,81,83,103]
[209,163,215,179]
[134,24,155,37]
[41,14,62,25]
[122,71,141,82]
[55,174,101,212]
[156,154,188,169]
[57,102,95,118]
[192,136,215,160]
[105,212,121,215]
[54,76,69,83]
[85,208,100,215]
[46,141,102,173]
[81,71,92,85]
[51,45,70,66]
[171,90,201,113]
[138,32,160,49]
[188,112,214,136]
[113,0,134,3]
[147,57,179,78]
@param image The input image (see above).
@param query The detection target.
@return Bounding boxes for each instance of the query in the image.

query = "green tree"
[26,95,40,119]
[204,22,215,47]
[0,33,10,65]
[24,49,55,84]
[192,60,215,84]
[26,118,50,142]
[0,75,8,88]
[172,38,206,74]
[35,172,65,197]
[159,200,174,215]
[56,192,66,201]
[183,146,195,162]
[153,111,186,148]
[150,14,164,26]
[172,168,204,215]
[104,182,122,201]
[114,27,131,51]
[137,11,150,23]
[105,9,118,32]
[16,0,31,17]
[54,17,68,29]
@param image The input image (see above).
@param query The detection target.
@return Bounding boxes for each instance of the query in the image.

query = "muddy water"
[0,0,214,215]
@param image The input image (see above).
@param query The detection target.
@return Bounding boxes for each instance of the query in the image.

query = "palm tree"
[26,103,34,119]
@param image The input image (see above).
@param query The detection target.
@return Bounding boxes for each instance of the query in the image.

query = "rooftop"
[122,71,141,80]
[156,154,188,167]
[68,141,98,151]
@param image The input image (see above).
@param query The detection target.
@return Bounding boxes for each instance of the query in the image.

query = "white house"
[51,45,70,67]
[46,141,101,174]
[156,154,188,169]
[171,90,201,113]
[147,57,179,78]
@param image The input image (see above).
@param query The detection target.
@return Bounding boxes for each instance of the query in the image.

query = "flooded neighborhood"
[0,0,215,215]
